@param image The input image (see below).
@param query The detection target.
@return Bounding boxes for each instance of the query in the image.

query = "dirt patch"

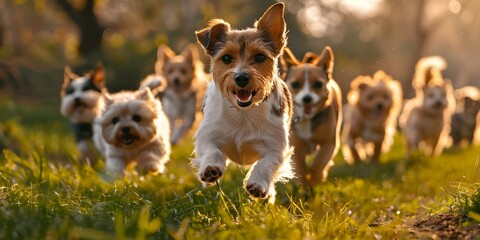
[408,213,480,239]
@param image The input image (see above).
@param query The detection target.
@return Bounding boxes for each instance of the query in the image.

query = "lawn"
[0,99,479,239]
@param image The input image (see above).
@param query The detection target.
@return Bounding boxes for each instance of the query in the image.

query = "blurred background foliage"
[0,0,479,106]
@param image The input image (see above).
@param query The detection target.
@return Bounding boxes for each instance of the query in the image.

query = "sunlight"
[339,0,384,19]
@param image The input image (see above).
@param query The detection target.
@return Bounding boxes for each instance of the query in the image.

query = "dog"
[192,2,293,202]
[342,70,403,164]
[60,63,106,166]
[450,86,480,148]
[155,44,208,145]
[399,56,455,157]
[280,47,342,188]
[93,88,170,176]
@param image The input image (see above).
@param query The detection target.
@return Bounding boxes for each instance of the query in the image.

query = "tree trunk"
[55,0,104,56]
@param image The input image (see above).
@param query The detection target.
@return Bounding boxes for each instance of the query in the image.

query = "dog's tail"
[413,56,447,89]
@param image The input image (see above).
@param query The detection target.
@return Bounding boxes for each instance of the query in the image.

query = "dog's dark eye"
[132,115,141,122]
[254,54,266,63]
[291,81,301,89]
[65,87,74,95]
[112,117,120,125]
[313,81,323,89]
[221,55,232,64]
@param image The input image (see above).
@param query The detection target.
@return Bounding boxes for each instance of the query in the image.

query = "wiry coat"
[192,3,293,202]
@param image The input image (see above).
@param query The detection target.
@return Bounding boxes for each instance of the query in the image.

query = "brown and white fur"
[155,44,208,145]
[342,70,403,164]
[400,56,455,157]
[280,47,342,188]
[93,88,170,176]
[60,63,106,166]
[450,86,480,148]
[192,3,293,203]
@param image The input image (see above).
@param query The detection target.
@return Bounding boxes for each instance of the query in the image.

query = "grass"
[1,99,480,239]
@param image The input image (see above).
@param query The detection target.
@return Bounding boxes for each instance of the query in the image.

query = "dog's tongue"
[304,105,313,114]
[236,90,251,101]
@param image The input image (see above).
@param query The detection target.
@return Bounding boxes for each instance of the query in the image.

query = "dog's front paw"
[200,165,223,183]
[245,182,269,199]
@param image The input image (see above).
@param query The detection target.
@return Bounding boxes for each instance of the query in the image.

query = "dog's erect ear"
[196,19,230,57]
[103,92,113,106]
[302,52,318,63]
[255,2,286,56]
[280,48,299,73]
[155,45,175,74]
[182,44,199,65]
[91,62,106,89]
[64,65,76,84]
[136,87,154,101]
[314,46,334,80]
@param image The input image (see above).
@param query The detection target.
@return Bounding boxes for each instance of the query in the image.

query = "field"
[1,99,480,239]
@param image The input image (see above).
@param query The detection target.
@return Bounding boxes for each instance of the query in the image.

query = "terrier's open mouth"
[74,102,87,109]
[233,89,257,107]
[303,105,313,115]
[122,135,138,145]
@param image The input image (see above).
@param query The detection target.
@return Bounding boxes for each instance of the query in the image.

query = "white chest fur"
[294,119,312,140]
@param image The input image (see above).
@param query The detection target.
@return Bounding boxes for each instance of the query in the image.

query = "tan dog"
[450,86,480,148]
[155,44,208,145]
[400,56,455,157]
[281,47,342,187]
[342,70,402,164]
[192,3,294,203]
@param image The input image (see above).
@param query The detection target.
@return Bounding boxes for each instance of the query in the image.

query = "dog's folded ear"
[314,46,334,80]
[280,48,299,74]
[91,62,106,89]
[196,19,230,57]
[255,2,286,56]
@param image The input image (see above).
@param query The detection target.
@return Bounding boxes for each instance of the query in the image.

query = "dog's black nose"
[121,127,130,134]
[174,78,180,86]
[74,97,81,104]
[234,74,249,88]
[302,95,313,104]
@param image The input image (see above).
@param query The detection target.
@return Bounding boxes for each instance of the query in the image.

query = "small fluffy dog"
[192,3,293,202]
[93,88,170,176]
[155,44,208,145]
[450,86,480,148]
[280,47,342,188]
[342,70,403,164]
[400,56,455,157]
[60,63,106,165]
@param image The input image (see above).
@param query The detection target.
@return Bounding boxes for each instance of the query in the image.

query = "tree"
[55,0,104,56]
